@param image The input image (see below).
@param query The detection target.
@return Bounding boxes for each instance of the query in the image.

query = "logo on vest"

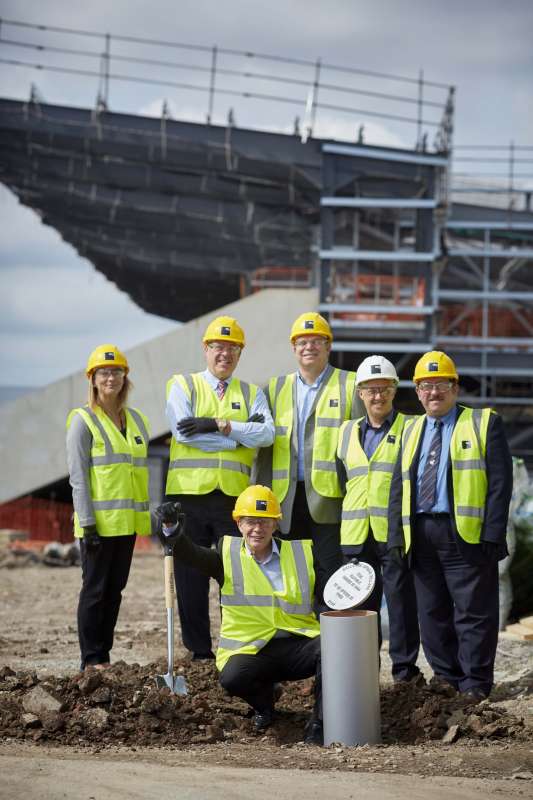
[428,361,439,372]
[304,320,315,329]
[387,434,396,444]
[231,402,241,409]
[220,326,231,336]
[329,399,339,407]
[255,500,267,511]
[134,435,143,445]
[371,364,382,374]
[461,440,472,449]
[104,352,115,361]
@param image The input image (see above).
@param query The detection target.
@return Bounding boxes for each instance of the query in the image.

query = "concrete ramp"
[0,288,318,503]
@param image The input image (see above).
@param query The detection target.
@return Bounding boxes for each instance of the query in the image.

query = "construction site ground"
[1,547,532,799]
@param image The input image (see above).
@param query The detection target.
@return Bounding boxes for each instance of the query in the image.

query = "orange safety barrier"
[245,266,312,294]
[440,305,533,339]
[331,273,426,324]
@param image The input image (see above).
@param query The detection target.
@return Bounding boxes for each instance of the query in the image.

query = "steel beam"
[332,341,433,353]
[322,143,448,167]
[321,303,435,315]
[439,290,533,301]
[447,221,533,231]
[320,249,436,261]
[448,248,533,258]
[438,335,533,347]
[320,197,437,209]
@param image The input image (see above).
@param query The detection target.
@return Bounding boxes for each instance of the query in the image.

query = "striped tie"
[418,419,442,511]
[216,380,226,400]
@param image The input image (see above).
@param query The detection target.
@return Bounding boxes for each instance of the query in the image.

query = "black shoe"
[253,708,274,733]
[304,718,323,746]
[191,650,215,661]
[393,672,426,687]
[461,687,488,703]
[428,676,458,696]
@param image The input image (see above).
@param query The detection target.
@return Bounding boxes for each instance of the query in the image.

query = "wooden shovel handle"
[164,555,175,609]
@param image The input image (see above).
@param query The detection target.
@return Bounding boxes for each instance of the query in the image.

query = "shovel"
[155,504,188,695]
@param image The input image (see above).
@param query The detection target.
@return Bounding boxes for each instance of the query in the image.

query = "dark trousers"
[412,515,499,694]
[77,534,136,669]
[170,491,239,654]
[220,635,322,716]
[284,482,344,604]
[353,537,420,681]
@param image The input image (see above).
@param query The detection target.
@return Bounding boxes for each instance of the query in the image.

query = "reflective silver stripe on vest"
[169,458,250,475]
[402,470,410,481]
[128,408,150,446]
[456,505,484,519]
[471,407,487,472]
[182,374,196,412]
[314,460,337,472]
[368,507,388,517]
[92,499,149,512]
[369,461,395,474]
[402,420,418,447]
[275,426,288,436]
[339,420,356,463]
[454,459,485,470]
[271,375,287,419]
[241,382,251,417]
[316,417,341,428]
[218,636,268,651]
[342,509,367,521]
[90,454,139,467]
[132,457,148,467]
[84,407,113,455]
[272,469,289,480]
[338,369,348,419]
[402,515,411,525]
[347,466,368,480]
[223,537,312,615]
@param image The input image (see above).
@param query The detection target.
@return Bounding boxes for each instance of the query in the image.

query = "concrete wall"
[0,288,318,503]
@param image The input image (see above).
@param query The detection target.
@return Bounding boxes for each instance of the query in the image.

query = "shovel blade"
[155,673,188,695]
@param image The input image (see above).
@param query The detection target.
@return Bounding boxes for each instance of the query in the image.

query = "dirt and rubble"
[1,549,533,788]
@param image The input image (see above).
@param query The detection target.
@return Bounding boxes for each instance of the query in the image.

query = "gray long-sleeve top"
[66,412,96,528]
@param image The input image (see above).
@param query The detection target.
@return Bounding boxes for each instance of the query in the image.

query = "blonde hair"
[87,374,133,411]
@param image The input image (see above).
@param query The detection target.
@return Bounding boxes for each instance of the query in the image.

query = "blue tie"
[418,419,442,511]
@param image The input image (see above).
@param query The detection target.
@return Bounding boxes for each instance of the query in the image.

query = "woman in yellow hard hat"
[157,484,324,744]
[66,344,152,671]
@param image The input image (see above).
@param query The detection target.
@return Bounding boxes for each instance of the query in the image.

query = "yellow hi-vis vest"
[165,372,258,496]
[401,405,492,552]
[216,536,320,671]
[268,367,357,503]
[66,405,151,538]
[338,412,415,546]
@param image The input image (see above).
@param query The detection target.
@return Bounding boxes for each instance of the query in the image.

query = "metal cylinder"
[320,609,381,746]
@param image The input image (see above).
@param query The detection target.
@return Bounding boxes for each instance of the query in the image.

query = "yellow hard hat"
[413,351,459,382]
[232,485,282,520]
[202,316,245,348]
[86,344,129,377]
[290,312,332,343]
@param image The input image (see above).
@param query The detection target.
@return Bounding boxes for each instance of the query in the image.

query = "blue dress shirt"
[361,410,395,460]
[416,406,458,513]
[296,366,329,481]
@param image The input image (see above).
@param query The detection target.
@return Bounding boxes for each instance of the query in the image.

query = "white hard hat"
[356,355,399,386]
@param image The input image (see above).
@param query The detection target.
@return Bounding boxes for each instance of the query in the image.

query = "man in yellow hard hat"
[165,316,275,660]
[257,312,363,588]
[388,351,513,701]
[336,355,422,685]
[159,485,324,743]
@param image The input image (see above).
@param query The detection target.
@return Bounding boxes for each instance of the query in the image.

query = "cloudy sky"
[1,0,532,388]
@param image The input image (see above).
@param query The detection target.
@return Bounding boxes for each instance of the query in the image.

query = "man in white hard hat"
[165,316,275,661]
[337,355,422,684]
[257,312,363,586]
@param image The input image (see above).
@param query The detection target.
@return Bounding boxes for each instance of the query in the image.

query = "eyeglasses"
[207,342,241,354]
[417,380,454,393]
[293,336,329,349]
[359,386,395,397]
[95,368,125,378]
[239,516,275,528]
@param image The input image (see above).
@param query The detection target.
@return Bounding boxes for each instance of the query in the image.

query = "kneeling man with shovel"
[156,485,325,744]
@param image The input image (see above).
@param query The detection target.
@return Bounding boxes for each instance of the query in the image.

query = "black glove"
[247,413,265,423]
[388,546,406,566]
[83,525,101,549]
[177,417,218,437]
[154,501,182,526]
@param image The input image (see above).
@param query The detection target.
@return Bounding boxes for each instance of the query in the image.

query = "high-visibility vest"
[66,405,151,538]
[401,405,492,551]
[166,372,258,496]
[338,412,415,545]
[268,367,357,503]
[216,536,319,670]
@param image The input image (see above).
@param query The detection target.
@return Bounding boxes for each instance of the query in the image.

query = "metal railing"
[0,17,454,152]
[451,143,533,211]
